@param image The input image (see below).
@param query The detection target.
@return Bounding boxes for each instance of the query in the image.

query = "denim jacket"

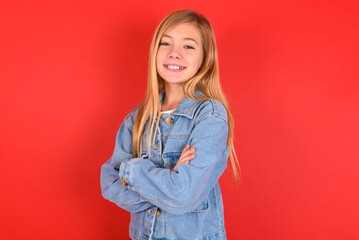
[100,90,230,240]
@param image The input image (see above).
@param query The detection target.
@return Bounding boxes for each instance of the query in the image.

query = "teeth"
[167,65,184,70]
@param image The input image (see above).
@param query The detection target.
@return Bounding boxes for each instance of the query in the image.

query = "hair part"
[132,9,241,183]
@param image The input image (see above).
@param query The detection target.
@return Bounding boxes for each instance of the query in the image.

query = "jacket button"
[156,209,161,217]
[165,117,174,125]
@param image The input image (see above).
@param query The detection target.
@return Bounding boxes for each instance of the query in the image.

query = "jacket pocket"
[192,197,209,212]
[162,152,182,169]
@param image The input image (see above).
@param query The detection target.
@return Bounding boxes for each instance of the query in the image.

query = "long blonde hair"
[132,9,240,182]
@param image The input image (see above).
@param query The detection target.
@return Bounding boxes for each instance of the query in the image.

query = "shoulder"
[123,104,142,130]
[189,99,229,141]
[195,99,228,124]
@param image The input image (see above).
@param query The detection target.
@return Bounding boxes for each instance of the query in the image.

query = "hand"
[172,144,196,171]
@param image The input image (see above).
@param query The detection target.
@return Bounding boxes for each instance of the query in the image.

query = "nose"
[168,46,182,59]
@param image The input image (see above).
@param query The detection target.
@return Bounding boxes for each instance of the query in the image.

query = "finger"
[172,162,183,171]
[187,153,195,160]
[182,144,190,153]
[179,153,195,163]
[184,147,195,153]
[180,150,194,160]
[180,147,196,159]
[173,159,190,171]
[187,147,195,154]
[172,152,196,171]
[173,155,192,171]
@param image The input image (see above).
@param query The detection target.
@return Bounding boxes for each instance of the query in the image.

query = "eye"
[160,42,170,46]
[184,45,195,49]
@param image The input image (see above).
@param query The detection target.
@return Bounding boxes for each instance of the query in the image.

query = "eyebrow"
[162,34,199,45]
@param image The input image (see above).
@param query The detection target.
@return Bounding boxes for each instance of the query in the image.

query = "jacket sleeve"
[119,114,229,214]
[100,111,154,213]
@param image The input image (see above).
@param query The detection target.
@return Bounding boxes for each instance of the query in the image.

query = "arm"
[100,112,154,213]
[119,115,229,214]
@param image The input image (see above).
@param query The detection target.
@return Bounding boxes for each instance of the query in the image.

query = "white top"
[160,100,176,114]
[160,109,176,114]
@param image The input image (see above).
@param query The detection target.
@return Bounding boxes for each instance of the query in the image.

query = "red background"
[1,0,358,239]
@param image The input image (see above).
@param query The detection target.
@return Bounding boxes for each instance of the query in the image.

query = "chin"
[161,76,186,84]
[164,80,187,85]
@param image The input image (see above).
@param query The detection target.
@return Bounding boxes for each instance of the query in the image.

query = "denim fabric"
[101,90,229,240]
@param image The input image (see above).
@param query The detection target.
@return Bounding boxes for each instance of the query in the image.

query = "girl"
[101,9,240,240]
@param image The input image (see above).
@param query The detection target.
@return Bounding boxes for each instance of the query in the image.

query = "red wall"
[1,0,358,239]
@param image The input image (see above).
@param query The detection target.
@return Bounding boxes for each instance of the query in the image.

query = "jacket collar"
[159,89,205,119]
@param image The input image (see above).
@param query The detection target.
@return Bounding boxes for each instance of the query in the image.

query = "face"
[156,23,204,87]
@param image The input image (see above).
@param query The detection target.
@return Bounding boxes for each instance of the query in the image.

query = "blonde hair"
[132,9,240,182]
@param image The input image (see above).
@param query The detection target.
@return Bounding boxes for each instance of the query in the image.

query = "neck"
[161,83,185,111]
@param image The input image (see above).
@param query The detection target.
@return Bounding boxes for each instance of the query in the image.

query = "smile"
[164,64,186,71]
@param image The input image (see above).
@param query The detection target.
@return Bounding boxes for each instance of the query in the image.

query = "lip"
[164,64,186,72]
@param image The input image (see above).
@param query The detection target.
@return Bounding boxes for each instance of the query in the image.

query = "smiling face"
[156,23,204,88]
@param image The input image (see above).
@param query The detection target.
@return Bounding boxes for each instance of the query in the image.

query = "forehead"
[162,23,202,42]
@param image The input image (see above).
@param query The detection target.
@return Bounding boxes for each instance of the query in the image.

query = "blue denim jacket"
[100,90,229,240]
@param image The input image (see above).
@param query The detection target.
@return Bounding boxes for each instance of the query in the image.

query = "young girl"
[101,9,240,240]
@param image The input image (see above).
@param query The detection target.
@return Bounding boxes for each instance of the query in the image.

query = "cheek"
[159,47,169,57]
[156,49,164,63]
[156,52,160,64]
[156,52,164,69]
[193,54,203,70]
